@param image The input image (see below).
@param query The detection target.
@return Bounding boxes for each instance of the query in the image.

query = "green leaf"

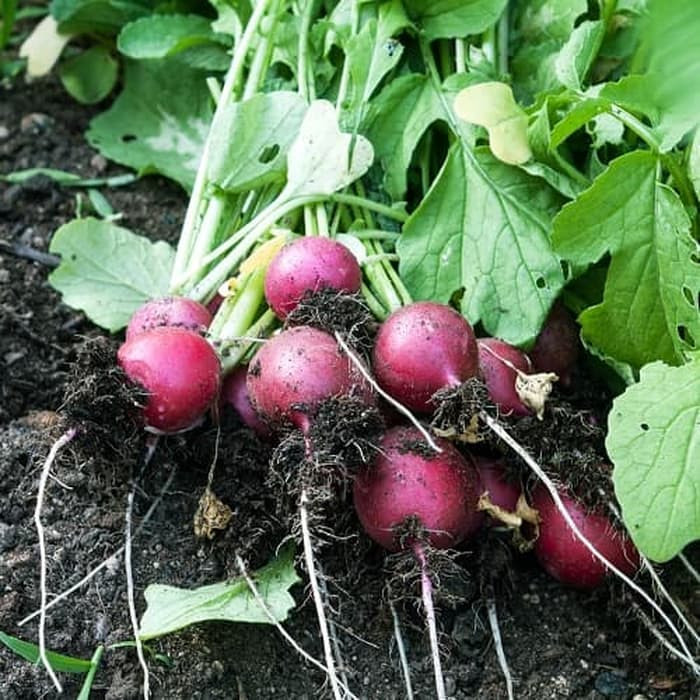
[207,91,307,193]
[48,218,174,332]
[0,631,92,673]
[398,145,565,345]
[59,45,118,104]
[552,151,700,367]
[515,0,588,43]
[363,74,445,201]
[50,0,154,34]
[282,100,374,198]
[608,360,700,562]
[554,20,605,91]
[86,59,212,191]
[403,0,508,40]
[363,72,480,201]
[139,546,299,640]
[689,129,700,202]
[117,14,228,60]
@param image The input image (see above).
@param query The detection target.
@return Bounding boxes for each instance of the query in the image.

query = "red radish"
[118,327,221,433]
[126,297,212,340]
[477,338,532,416]
[473,456,520,513]
[221,365,270,438]
[247,326,373,436]
[532,485,640,589]
[264,237,362,320]
[530,302,579,388]
[353,426,483,551]
[372,302,479,413]
[354,425,483,699]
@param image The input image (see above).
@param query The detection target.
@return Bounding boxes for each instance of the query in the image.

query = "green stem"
[211,268,266,341]
[497,6,509,76]
[170,0,275,287]
[220,309,278,374]
[76,646,104,700]
[328,193,408,221]
[455,39,467,73]
[361,282,390,320]
[297,0,318,101]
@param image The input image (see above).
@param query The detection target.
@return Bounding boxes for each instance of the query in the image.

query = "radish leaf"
[49,218,174,332]
[139,546,299,640]
[553,151,700,367]
[608,360,700,562]
[403,0,508,40]
[207,91,307,193]
[399,145,564,346]
[86,59,212,191]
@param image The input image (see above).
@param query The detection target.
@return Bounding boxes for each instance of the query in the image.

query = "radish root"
[482,412,700,675]
[35,427,77,693]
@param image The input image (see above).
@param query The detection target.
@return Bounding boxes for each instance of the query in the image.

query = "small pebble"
[0,522,17,551]
[444,676,456,695]
[0,125,9,139]
[0,268,10,284]
[90,154,108,172]
[595,670,629,696]
[20,112,52,132]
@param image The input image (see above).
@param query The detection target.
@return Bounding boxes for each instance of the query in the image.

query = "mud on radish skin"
[372,301,479,413]
[247,325,373,436]
[353,426,483,552]
[264,237,362,320]
[126,296,212,340]
[532,484,640,589]
[118,327,221,433]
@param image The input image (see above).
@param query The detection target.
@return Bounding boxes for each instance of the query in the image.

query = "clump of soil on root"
[58,336,146,459]
[284,289,377,359]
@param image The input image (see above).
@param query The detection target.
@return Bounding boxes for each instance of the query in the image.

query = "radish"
[354,425,483,698]
[264,237,362,320]
[125,297,212,340]
[477,338,532,416]
[353,426,483,551]
[473,456,520,514]
[529,301,579,388]
[220,365,270,438]
[531,484,640,589]
[247,325,373,436]
[117,327,221,433]
[372,301,479,413]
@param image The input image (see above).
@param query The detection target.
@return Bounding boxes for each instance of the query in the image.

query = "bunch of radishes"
[117,234,639,592]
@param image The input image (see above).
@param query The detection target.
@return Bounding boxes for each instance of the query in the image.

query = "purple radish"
[354,425,483,698]
[118,327,221,433]
[529,301,580,388]
[221,365,271,438]
[264,237,362,320]
[477,338,532,416]
[532,484,640,589]
[126,297,212,340]
[473,456,520,514]
[372,302,479,413]
[247,325,373,436]
[353,426,483,551]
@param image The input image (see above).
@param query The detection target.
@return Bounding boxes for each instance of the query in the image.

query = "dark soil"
[1,76,699,700]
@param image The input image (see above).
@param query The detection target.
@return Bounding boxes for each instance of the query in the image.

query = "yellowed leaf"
[454,82,532,165]
[19,17,73,78]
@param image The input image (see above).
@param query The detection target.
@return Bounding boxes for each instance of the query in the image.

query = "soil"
[1,76,699,700]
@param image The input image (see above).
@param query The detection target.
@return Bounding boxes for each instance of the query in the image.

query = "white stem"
[389,600,414,700]
[20,464,174,627]
[35,428,76,693]
[679,552,700,584]
[483,413,700,675]
[236,555,357,698]
[414,544,447,700]
[299,490,344,700]
[125,483,150,699]
[486,597,515,700]
[334,332,442,453]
